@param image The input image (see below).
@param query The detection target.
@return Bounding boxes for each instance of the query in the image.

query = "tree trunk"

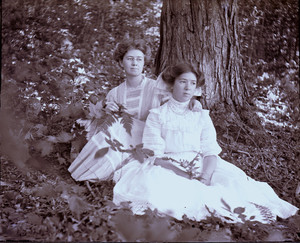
[155,0,248,108]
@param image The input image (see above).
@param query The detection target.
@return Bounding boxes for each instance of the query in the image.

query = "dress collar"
[169,97,190,106]
[125,74,145,89]
[167,97,190,115]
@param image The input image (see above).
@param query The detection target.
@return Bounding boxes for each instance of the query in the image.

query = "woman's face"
[121,49,145,77]
[172,72,197,102]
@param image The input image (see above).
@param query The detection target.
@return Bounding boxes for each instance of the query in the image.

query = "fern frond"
[250,202,275,221]
[120,111,133,136]
[221,198,232,212]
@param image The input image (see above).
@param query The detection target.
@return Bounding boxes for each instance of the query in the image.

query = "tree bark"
[155,0,248,108]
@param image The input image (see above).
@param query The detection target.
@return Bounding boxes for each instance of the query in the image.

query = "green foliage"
[161,153,202,179]
[94,147,109,160]
[110,208,177,241]
[1,0,161,170]
[0,111,31,171]
[1,154,300,242]
[211,101,300,210]
[129,144,155,163]
[238,0,299,128]
[239,0,299,74]
[83,101,134,139]
[102,138,154,165]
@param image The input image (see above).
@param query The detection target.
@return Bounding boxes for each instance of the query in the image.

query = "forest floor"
[1,82,300,242]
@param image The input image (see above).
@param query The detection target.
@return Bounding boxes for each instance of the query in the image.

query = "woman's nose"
[132,59,137,65]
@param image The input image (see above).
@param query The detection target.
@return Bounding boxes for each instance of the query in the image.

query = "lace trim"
[167,97,190,116]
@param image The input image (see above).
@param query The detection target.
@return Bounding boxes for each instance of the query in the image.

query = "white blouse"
[142,97,222,157]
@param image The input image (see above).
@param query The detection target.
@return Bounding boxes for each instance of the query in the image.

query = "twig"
[231,149,251,156]
[85,181,96,198]
[235,127,242,143]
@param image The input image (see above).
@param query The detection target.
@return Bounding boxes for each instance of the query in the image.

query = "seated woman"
[68,38,201,182]
[112,63,299,223]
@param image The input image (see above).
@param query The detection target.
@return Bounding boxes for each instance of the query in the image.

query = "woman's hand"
[197,172,211,186]
[197,155,217,186]
[105,101,120,112]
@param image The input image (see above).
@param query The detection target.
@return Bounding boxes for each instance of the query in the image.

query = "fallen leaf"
[265,230,285,241]
[33,183,57,198]
[26,212,43,225]
[56,131,73,143]
[206,229,232,242]
[35,140,54,156]
[111,211,144,241]
[68,195,90,219]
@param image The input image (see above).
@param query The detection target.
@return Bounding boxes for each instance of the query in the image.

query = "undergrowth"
[1,100,300,242]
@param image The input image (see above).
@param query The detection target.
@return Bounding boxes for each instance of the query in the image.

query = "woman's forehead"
[125,49,144,57]
[176,72,197,80]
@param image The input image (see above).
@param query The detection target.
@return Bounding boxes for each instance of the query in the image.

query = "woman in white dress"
[68,39,201,182]
[112,63,299,223]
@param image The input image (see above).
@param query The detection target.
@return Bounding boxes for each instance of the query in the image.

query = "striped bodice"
[125,87,143,118]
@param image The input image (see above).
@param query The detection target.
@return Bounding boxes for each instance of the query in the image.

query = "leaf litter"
[1,95,300,242]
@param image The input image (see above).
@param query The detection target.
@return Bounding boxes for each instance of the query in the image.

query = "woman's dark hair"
[161,63,205,87]
[113,38,151,63]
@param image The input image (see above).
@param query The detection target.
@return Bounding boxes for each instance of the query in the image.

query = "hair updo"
[161,63,205,87]
[113,38,151,63]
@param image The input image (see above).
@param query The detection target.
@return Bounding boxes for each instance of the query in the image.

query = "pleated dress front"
[68,76,159,181]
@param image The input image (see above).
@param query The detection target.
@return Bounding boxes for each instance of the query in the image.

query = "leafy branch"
[161,152,203,179]
[95,138,154,169]
[81,100,134,140]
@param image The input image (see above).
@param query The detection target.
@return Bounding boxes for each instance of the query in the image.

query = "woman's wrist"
[198,172,211,185]
[200,172,211,178]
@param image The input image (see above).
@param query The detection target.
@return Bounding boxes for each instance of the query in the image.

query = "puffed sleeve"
[142,109,165,156]
[106,87,117,102]
[200,110,222,157]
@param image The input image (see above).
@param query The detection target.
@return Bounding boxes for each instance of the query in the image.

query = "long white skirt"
[68,118,145,182]
[113,152,299,223]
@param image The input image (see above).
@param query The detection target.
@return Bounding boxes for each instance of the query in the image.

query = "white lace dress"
[112,98,299,223]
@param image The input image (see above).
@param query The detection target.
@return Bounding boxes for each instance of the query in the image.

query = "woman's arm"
[198,111,221,185]
[142,109,166,155]
[199,155,217,185]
